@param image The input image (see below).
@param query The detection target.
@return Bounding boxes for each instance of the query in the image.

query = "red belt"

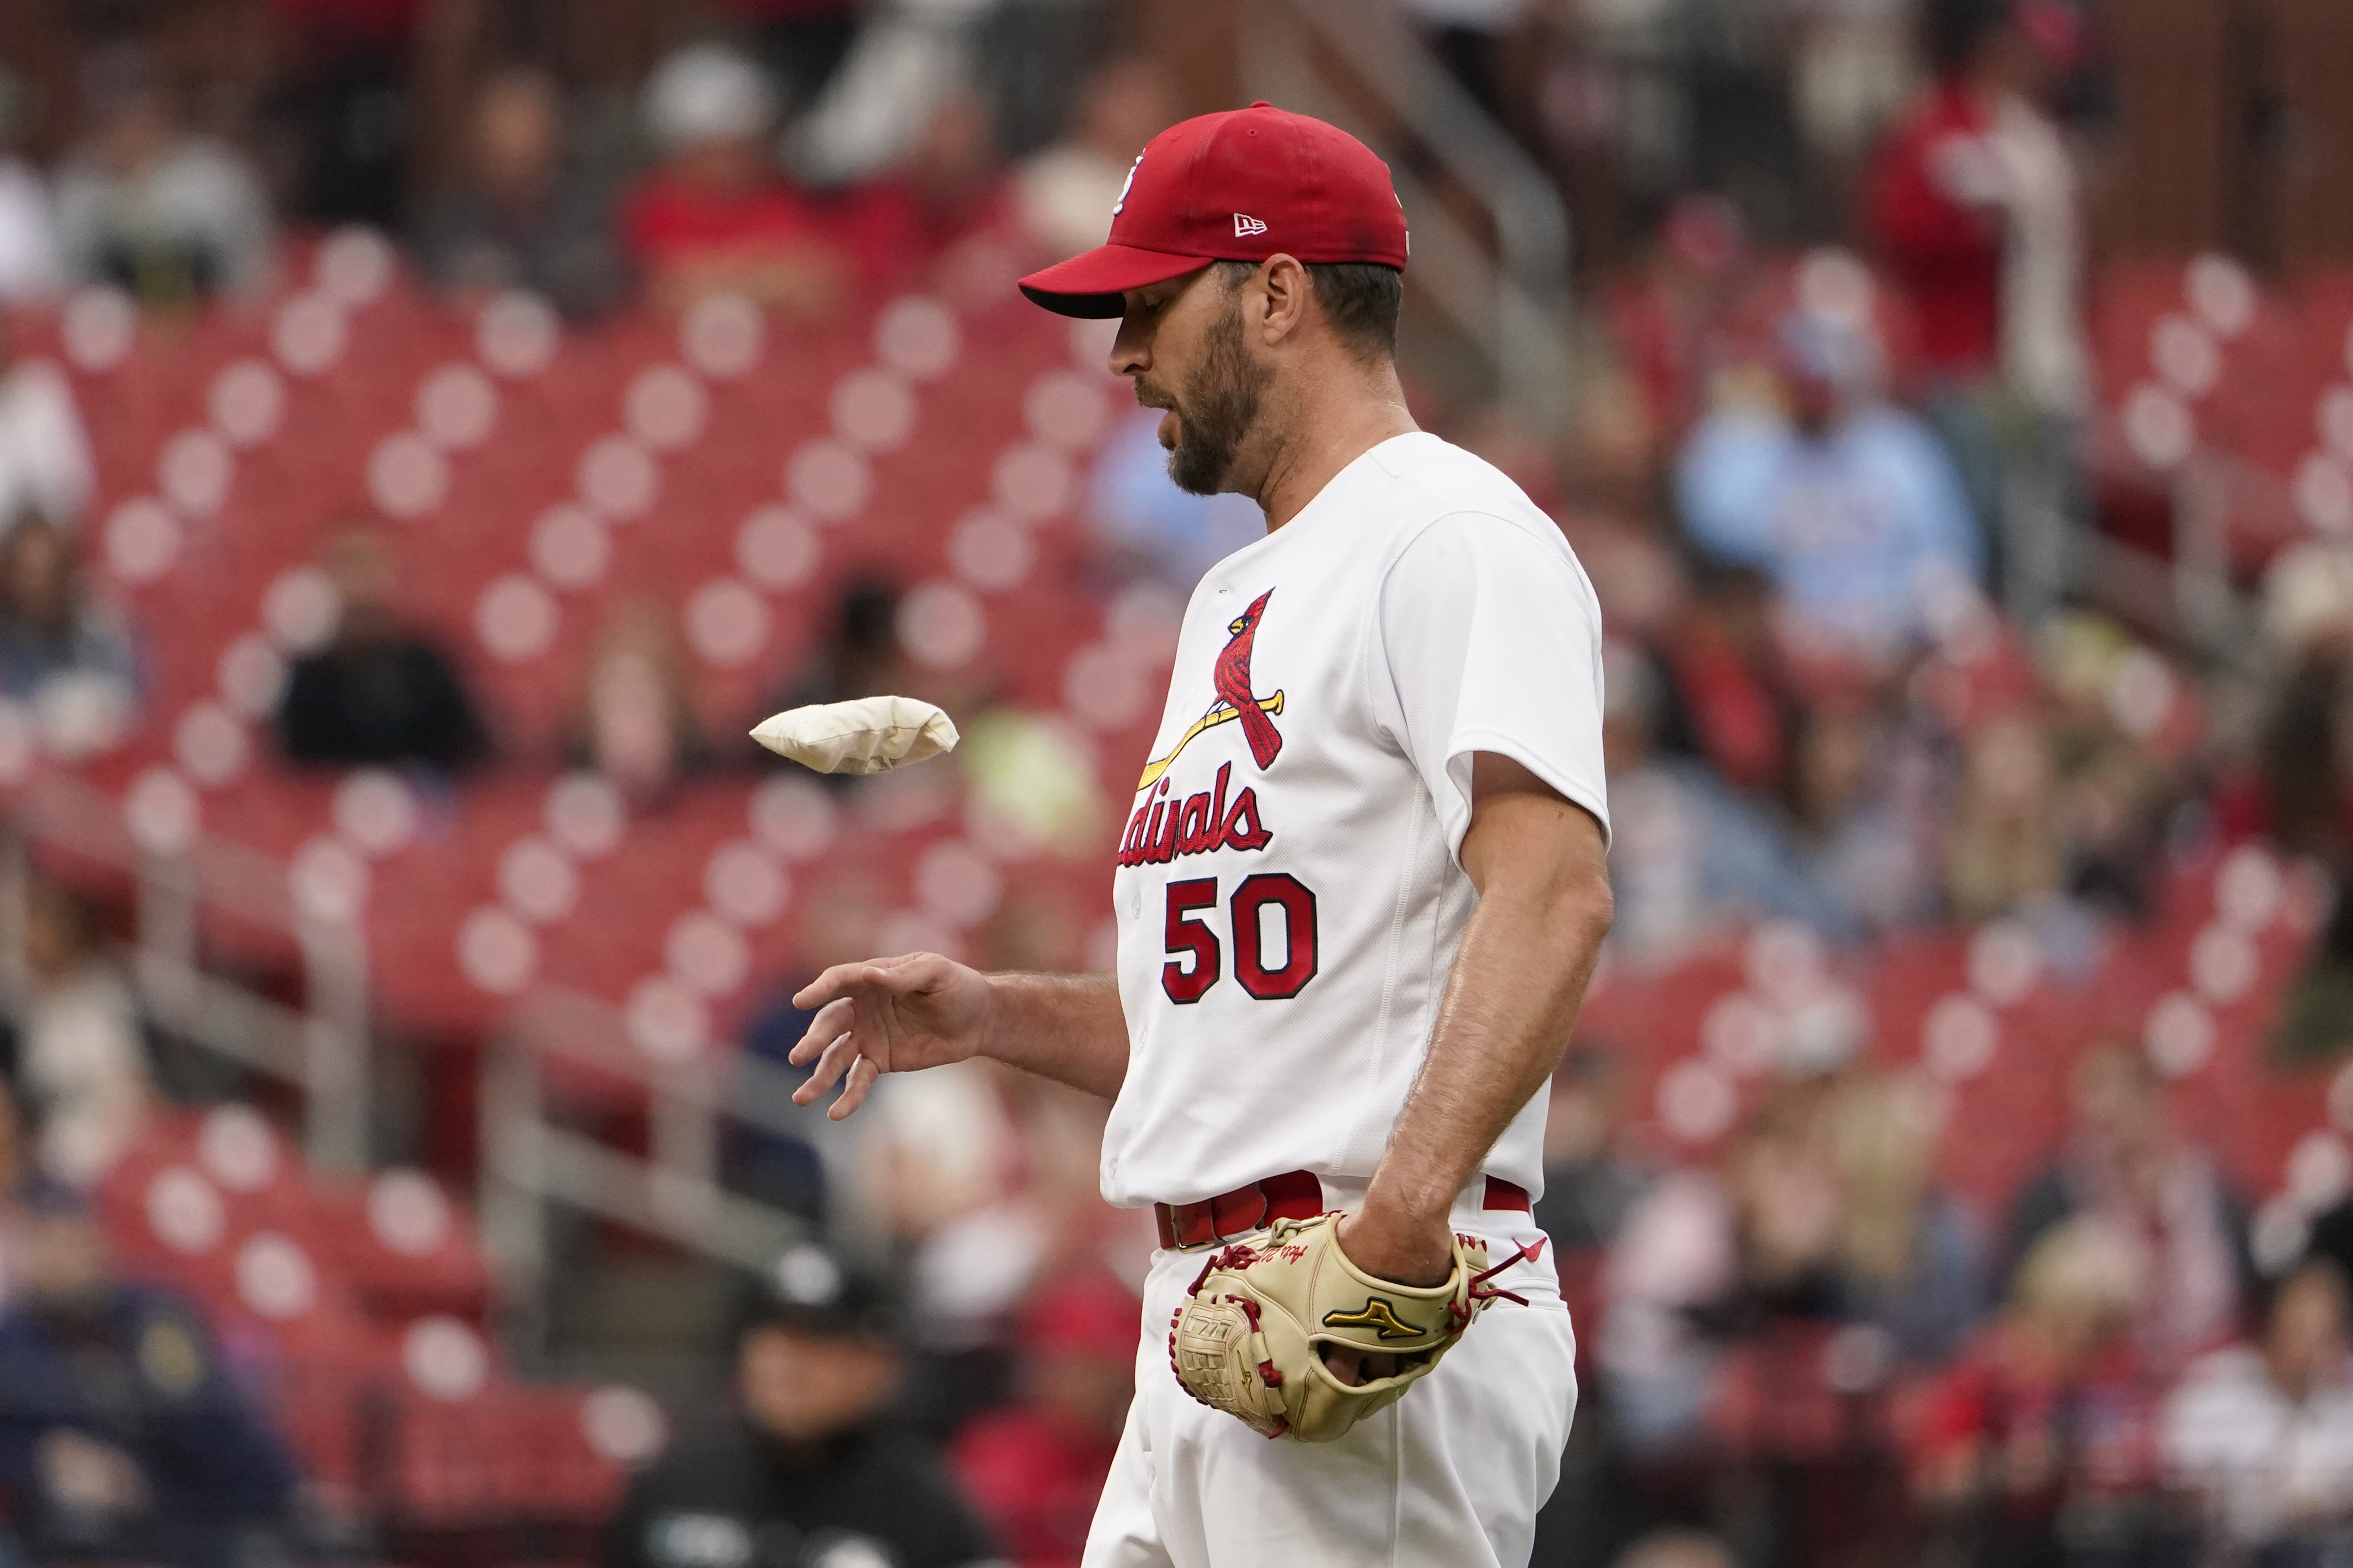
[1153,1171,1531,1251]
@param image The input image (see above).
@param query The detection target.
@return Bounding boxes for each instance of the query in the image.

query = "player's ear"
[1257,255,1311,346]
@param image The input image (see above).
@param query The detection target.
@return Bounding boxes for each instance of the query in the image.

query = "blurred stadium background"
[2,0,2353,1565]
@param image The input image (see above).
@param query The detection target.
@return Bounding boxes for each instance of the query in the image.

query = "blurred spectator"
[0,518,137,759]
[415,67,625,318]
[1014,58,1177,263]
[949,1273,1138,1568]
[2036,612,2182,919]
[566,598,710,806]
[1943,707,2063,921]
[603,1242,998,1568]
[1534,1046,1649,1259]
[1601,640,1850,961]
[271,0,425,225]
[0,72,62,303]
[721,0,864,116]
[1676,303,1983,664]
[623,43,849,316]
[958,707,1112,859]
[1783,689,1945,933]
[1865,0,2090,622]
[2165,1259,2353,1562]
[766,579,932,723]
[1649,561,1790,797]
[1828,1072,1987,1363]
[1912,1218,2180,1568]
[0,1182,296,1568]
[0,1082,28,1302]
[2006,1045,2249,1377]
[854,85,1031,305]
[1601,194,1755,456]
[1866,0,2088,408]
[2243,564,2353,1059]
[1532,1043,1647,1566]
[786,0,991,189]
[53,52,273,307]
[0,322,96,534]
[1788,0,1919,177]
[1603,1075,1982,1465]
[1600,1084,1849,1456]
[274,526,490,775]
[1087,406,1268,593]
[10,875,154,1189]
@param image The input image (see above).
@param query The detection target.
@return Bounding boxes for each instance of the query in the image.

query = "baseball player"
[791,103,1613,1566]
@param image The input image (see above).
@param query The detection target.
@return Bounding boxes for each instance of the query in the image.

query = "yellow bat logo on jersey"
[1135,692,1283,791]
[1321,1297,1425,1341]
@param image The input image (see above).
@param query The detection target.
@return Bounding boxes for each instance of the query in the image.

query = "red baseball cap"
[1017,102,1409,319]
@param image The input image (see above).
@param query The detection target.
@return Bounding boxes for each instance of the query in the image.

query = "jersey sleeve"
[1373,511,1610,860]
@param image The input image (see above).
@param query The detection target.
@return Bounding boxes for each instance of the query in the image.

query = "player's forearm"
[977,970,1130,1098]
[1364,865,1612,1230]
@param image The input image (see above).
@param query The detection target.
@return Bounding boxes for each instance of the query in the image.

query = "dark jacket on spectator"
[603,1415,997,1568]
[0,1284,295,1568]
[275,639,490,772]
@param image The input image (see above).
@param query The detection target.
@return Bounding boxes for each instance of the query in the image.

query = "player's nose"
[1109,306,1152,379]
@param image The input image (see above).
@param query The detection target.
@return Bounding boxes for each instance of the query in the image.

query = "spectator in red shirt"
[950,1273,1137,1568]
[1865,0,2094,626]
[1913,1218,2183,1568]
[621,43,852,317]
[841,85,1034,308]
[1602,194,1757,451]
[1866,0,2088,390]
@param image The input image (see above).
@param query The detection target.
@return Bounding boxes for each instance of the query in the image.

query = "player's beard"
[1162,304,1271,497]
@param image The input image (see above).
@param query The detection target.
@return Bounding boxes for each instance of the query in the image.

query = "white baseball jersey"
[1100,431,1609,1210]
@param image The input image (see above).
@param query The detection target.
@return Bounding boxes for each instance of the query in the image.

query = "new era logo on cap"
[1233,213,1268,237]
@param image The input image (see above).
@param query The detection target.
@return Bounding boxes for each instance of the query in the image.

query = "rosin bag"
[750,696,960,775]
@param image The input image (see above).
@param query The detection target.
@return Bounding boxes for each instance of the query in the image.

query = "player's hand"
[1321,1208,1458,1387]
[788,952,993,1120]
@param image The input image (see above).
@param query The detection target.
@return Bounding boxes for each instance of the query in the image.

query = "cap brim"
[1018,244,1215,318]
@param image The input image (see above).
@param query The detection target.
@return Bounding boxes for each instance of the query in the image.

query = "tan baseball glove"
[1167,1211,1531,1442]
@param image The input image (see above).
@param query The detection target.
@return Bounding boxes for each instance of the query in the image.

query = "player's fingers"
[793,1028,863,1103]
[788,1037,845,1105]
[795,963,870,1011]
[829,1054,882,1120]
[786,998,854,1066]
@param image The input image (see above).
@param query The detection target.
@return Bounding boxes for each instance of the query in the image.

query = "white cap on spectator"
[643,43,777,151]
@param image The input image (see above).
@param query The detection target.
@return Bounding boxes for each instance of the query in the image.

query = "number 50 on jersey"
[1162,875,1318,1004]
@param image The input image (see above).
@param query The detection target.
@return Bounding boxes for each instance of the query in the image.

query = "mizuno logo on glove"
[1321,1297,1423,1341]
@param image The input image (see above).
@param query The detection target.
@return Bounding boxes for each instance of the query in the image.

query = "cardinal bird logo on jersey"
[1136,589,1286,790]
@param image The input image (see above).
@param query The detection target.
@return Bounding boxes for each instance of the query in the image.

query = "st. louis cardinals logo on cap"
[1113,152,1143,217]
[1138,589,1284,789]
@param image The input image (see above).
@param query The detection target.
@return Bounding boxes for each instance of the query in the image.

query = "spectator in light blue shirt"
[1677,307,1984,662]
[1088,406,1269,592]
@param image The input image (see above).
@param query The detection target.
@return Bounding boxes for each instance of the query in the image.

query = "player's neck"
[1253,365,1418,532]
